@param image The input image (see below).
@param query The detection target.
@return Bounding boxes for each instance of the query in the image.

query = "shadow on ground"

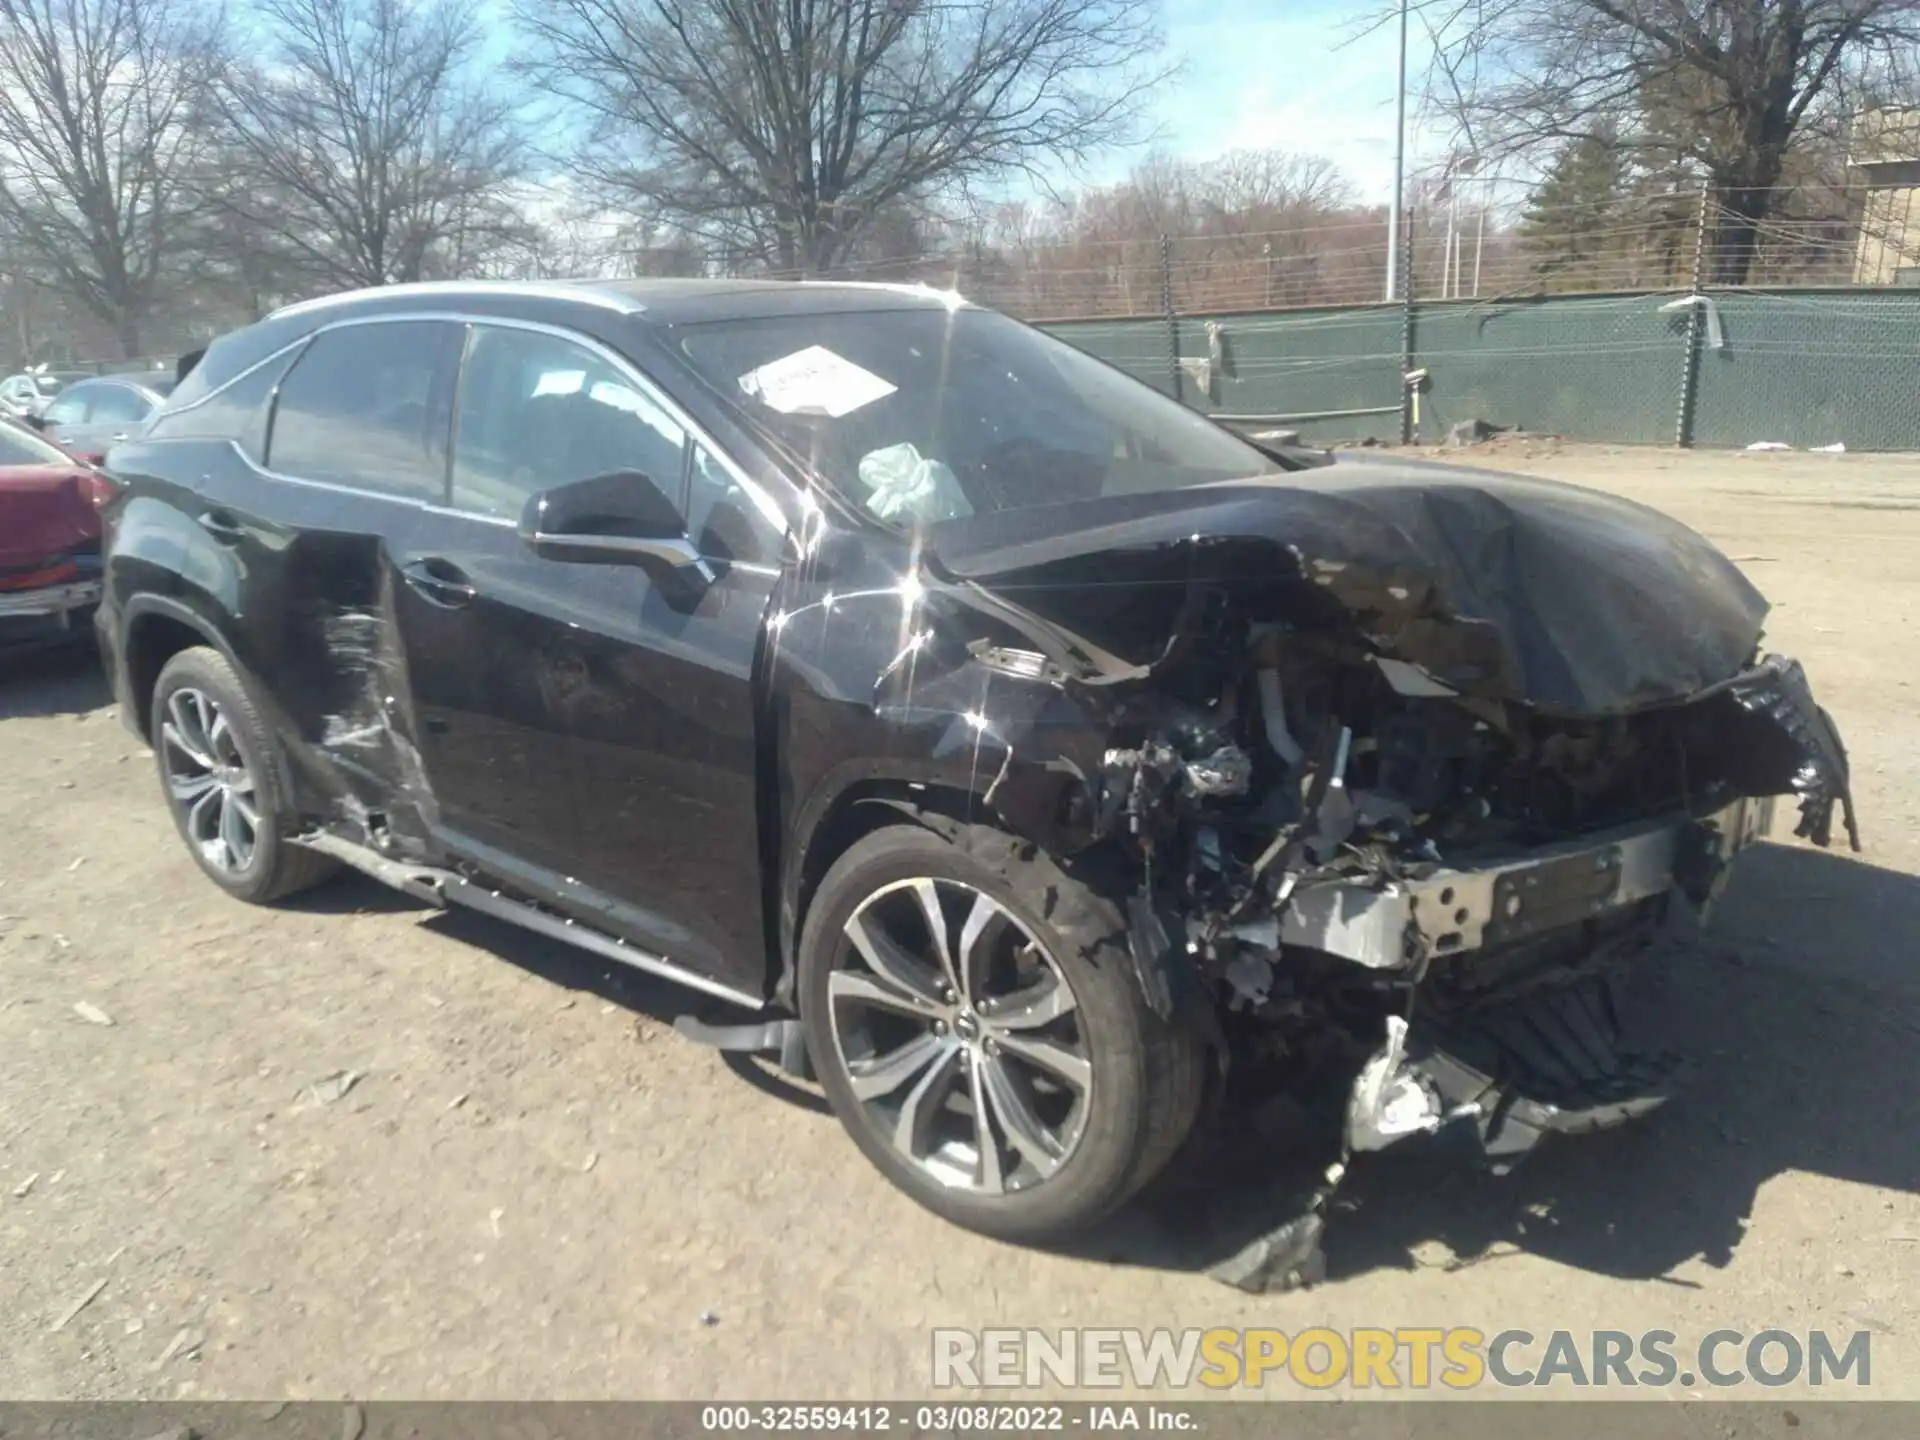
[208,829,1920,1292]
[1081,841,1920,1288]
[415,902,832,1116]
[0,643,109,719]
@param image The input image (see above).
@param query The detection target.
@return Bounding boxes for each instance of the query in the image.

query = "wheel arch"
[122,596,242,740]
[776,776,992,1010]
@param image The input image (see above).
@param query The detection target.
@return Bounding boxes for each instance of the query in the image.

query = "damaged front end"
[893,463,1860,1291]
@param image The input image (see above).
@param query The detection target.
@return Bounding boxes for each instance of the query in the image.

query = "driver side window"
[451,325,687,521]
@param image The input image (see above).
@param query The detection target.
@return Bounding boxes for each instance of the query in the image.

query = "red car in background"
[0,416,114,657]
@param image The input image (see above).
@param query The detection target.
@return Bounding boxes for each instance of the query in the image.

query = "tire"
[798,821,1207,1242]
[149,645,338,904]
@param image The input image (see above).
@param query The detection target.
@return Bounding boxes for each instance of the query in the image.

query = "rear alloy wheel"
[160,685,262,876]
[150,646,338,904]
[800,823,1206,1242]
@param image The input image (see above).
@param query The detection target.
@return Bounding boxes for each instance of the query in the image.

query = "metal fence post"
[1160,232,1180,400]
[1674,183,1712,448]
[1399,202,1417,445]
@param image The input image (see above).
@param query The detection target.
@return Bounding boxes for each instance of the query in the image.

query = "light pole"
[1384,0,1408,301]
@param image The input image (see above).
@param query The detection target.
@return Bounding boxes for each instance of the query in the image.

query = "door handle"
[197,509,246,543]
[400,557,476,608]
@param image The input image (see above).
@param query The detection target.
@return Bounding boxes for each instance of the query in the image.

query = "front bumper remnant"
[1279,796,1773,969]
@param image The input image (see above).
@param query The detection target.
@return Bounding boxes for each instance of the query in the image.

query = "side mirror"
[520,469,719,606]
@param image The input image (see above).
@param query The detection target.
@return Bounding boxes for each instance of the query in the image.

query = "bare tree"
[0,0,222,356]
[1421,0,1920,282]
[511,0,1170,275]
[211,0,528,290]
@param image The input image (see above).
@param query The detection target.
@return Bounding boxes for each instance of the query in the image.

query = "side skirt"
[294,831,769,1013]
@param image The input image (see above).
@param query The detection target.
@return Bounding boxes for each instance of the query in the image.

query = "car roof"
[178,277,966,403]
[65,374,174,398]
[267,276,967,325]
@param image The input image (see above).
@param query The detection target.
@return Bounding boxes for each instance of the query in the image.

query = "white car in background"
[0,371,76,419]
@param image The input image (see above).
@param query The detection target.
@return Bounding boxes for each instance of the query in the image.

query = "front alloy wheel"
[800,823,1206,1242]
[827,877,1092,1195]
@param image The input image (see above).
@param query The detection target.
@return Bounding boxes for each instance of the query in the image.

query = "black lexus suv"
[97,279,1855,1284]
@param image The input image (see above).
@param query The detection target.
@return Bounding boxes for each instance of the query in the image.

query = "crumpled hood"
[924,455,1768,715]
[0,464,101,575]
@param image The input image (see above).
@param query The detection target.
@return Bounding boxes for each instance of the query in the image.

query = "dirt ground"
[3,442,1918,1402]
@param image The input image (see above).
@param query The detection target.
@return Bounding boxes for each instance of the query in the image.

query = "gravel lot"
[3,443,1918,1401]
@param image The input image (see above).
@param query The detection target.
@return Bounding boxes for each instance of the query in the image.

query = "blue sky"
[1126,0,1435,202]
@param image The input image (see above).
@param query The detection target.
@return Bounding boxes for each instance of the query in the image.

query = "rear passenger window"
[268,322,452,499]
[451,325,686,520]
[148,347,303,456]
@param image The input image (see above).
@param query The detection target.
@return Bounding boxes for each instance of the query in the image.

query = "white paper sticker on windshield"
[738,345,896,418]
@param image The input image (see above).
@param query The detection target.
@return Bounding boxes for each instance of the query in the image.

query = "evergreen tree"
[1519,131,1625,291]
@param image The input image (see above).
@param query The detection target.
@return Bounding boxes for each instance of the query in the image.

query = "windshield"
[671,306,1278,526]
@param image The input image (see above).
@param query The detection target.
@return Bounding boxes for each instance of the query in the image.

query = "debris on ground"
[489,1207,504,1237]
[72,1000,114,1026]
[153,1328,204,1367]
[1746,441,1792,451]
[446,1092,469,1111]
[699,1310,720,1327]
[308,1070,361,1104]
[13,1172,38,1198]
[49,1277,108,1332]
[1444,418,1516,446]
[582,1151,599,1173]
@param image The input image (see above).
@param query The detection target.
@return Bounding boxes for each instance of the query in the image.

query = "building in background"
[1851,108,1920,285]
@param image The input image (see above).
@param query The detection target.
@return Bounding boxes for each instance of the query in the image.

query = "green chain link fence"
[1039,286,1920,452]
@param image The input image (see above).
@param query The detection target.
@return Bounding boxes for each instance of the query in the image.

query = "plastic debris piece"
[73,1001,114,1026]
[309,1070,360,1104]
